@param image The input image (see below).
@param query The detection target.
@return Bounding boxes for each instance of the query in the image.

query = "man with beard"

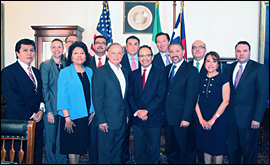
[164,42,199,164]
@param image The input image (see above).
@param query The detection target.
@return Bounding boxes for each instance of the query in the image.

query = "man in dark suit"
[87,35,109,164]
[224,41,269,164]
[164,42,199,164]
[120,35,140,164]
[128,45,167,164]
[1,38,45,164]
[152,32,172,70]
[187,39,207,164]
[92,43,129,164]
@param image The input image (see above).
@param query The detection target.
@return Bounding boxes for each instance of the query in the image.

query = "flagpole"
[173,1,176,29]
[179,1,183,42]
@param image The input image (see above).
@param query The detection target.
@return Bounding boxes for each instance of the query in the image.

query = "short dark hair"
[235,41,250,51]
[204,51,220,64]
[138,45,153,56]
[126,35,140,45]
[155,32,170,43]
[94,35,108,45]
[67,41,90,66]
[15,38,36,59]
[169,42,184,51]
[51,38,64,47]
[65,35,77,42]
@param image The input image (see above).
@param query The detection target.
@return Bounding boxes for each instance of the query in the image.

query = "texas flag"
[171,1,187,61]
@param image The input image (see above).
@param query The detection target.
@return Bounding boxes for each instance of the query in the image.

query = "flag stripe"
[151,2,162,55]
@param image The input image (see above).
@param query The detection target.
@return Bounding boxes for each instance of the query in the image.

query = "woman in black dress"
[195,51,230,164]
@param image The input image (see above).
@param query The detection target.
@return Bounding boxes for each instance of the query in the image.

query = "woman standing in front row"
[57,41,95,164]
[195,51,230,164]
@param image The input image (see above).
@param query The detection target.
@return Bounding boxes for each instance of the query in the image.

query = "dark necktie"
[97,57,102,68]
[234,64,243,89]
[142,69,146,90]
[27,66,37,93]
[169,65,177,85]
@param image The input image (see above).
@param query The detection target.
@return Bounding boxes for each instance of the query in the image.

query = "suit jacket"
[1,61,44,120]
[87,55,109,73]
[165,61,200,125]
[128,66,167,127]
[152,52,166,70]
[121,53,141,75]
[57,64,94,120]
[224,60,269,128]
[188,59,207,76]
[40,57,67,115]
[93,63,129,129]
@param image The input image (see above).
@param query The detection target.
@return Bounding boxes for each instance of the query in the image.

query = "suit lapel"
[106,64,123,98]
[169,61,186,88]
[143,67,154,92]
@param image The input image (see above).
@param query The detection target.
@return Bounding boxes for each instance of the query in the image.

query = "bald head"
[191,40,207,61]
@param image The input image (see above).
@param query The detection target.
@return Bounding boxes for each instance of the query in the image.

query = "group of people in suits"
[1,32,268,164]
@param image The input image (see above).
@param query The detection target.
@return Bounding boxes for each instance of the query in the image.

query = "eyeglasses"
[67,40,76,44]
[95,42,106,45]
[192,46,205,50]
[138,54,152,58]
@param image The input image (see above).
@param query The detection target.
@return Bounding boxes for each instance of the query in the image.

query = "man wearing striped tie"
[1,38,45,164]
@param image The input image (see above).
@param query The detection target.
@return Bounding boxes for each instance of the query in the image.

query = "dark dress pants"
[88,117,99,164]
[164,121,189,164]
[228,122,259,164]
[98,121,125,164]
[121,119,131,163]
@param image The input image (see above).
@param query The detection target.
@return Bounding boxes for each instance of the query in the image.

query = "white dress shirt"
[169,59,184,77]
[108,61,126,99]
[160,52,172,66]
[193,58,205,71]
[232,61,247,85]
[94,54,107,67]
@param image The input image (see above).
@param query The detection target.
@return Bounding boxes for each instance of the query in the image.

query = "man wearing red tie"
[87,35,109,164]
[128,45,167,164]
[1,38,45,164]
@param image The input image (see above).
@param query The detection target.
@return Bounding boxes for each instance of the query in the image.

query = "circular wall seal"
[127,5,153,31]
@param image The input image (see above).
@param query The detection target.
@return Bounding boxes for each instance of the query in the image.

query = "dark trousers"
[187,122,204,164]
[98,121,125,164]
[164,122,189,164]
[121,118,131,163]
[133,125,161,164]
[228,122,259,164]
[88,117,99,164]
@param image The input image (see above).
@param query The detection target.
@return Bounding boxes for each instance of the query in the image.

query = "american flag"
[90,1,113,56]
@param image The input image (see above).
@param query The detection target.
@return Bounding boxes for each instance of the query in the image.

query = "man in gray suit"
[40,38,67,164]
[92,43,129,164]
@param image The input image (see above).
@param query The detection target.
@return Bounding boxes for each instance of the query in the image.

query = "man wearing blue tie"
[152,32,172,70]
[164,42,199,164]
[224,41,269,164]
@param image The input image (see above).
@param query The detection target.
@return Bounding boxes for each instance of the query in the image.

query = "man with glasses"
[189,40,208,75]
[87,35,109,164]
[62,35,78,60]
[128,45,167,164]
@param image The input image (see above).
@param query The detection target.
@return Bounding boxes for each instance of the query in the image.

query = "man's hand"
[180,120,190,128]
[137,110,148,120]
[99,123,109,132]
[47,112,55,124]
[251,120,260,129]
[33,111,43,122]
